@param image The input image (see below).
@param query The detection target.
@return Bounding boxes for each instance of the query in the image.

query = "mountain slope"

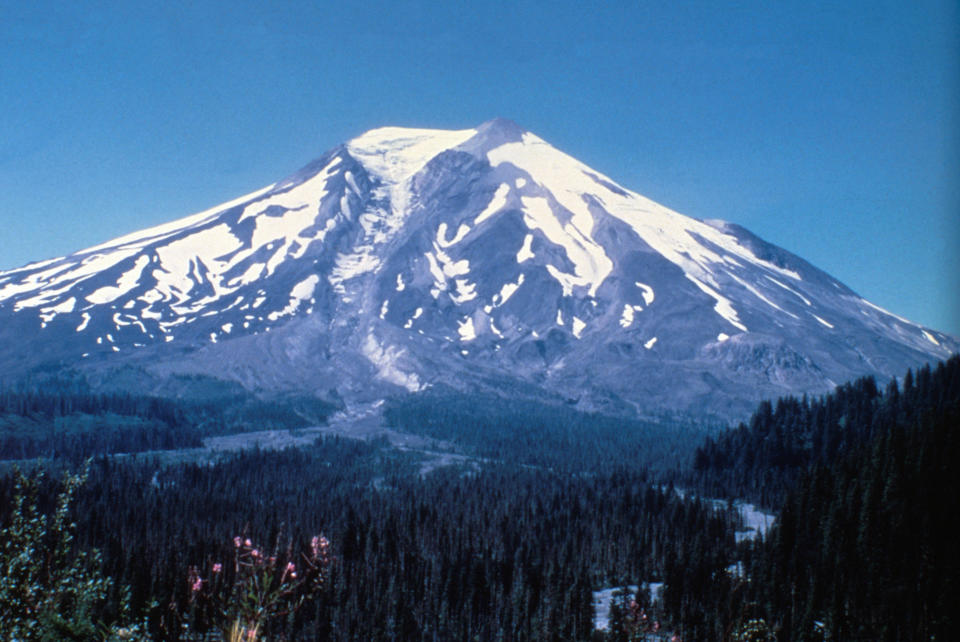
[0,118,955,419]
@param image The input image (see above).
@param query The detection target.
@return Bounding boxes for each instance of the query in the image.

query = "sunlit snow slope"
[0,118,955,419]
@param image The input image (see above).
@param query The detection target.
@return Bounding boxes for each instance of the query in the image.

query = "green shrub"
[0,464,147,641]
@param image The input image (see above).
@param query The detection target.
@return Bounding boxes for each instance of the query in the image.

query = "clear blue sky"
[1,1,957,335]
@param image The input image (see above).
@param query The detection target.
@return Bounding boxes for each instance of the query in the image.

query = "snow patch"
[858,298,916,326]
[619,304,635,328]
[85,255,151,304]
[395,273,405,291]
[424,245,472,299]
[592,586,637,631]
[517,195,612,297]
[340,194,352,219]
[228,263,265,288]
[457,316,476,342]
[592,584,664,632]
[437,222,472,248]
[644,337,657,349]
[728,272,797,318]
[38,297,76,323]
[344,170,360,195]
[267,275,319,321]
[493,273,524,307]
[473,183,511,225]
[686,275,748,332]
[635,282,655,306]
[234,161,342,278]
[516,233,535,263]
[813,315,834,329]
[717,333,730,342]
[152,224,242,304]
[572,316,586,338]
[76,312,91,332]
[735,503,775,543]
[765,276,811,306]
[451,278,477,304]
[922,330,939,346]
[403,307,423,330]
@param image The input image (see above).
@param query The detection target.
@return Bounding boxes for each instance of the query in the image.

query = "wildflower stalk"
[183,531,331,640]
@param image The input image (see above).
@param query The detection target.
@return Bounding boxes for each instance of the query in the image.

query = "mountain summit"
[0,120,955,419]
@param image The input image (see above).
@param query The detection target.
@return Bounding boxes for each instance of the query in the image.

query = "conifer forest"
[1,356,958,640]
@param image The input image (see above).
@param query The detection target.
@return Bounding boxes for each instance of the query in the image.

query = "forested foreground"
[712,355,960,640]
[1,442,743,640]
[0,356,958,640]
[746,396,959,640]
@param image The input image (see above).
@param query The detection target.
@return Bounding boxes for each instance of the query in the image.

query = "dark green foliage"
[685,356,960,509]
[0,465,148,640]
[0,386,339,461]
[384,388,708,473]
[1,354,956,640]
[699,355,960,641]
[748,385,960,640]
[0,437,740,641]
[0,389,201,461]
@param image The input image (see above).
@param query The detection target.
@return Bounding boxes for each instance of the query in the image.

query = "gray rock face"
[0,119,955,420]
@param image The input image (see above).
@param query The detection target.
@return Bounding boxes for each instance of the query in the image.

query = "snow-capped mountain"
[0,118,955,419]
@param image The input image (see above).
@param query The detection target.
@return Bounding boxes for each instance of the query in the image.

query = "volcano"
[0,118,954,420]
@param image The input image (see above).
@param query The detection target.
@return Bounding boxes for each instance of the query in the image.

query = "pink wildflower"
[187,566,203,594]
[212,562,222,573]
[234,536,242,547]
[244,538,252,547]
[312,534,330,560]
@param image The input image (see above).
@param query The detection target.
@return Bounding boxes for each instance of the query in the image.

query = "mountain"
[0,118,955,420]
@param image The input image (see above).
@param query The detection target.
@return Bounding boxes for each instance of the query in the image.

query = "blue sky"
[1,0,957,334]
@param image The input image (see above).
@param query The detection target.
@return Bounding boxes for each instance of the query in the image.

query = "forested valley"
[1,356,957,640]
